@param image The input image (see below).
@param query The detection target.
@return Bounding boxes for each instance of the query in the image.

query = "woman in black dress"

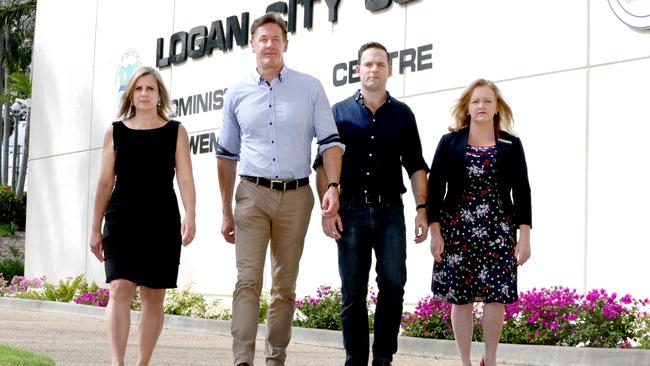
[89,66,196,366]
[427,79,531,366]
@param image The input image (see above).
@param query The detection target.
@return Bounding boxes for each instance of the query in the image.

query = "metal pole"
[12,116,19,187]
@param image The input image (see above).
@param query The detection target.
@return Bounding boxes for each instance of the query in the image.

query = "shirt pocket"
[238,111,270,140]
[275,101,310,127]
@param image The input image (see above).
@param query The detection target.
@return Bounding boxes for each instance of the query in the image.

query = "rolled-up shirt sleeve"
[401,108,430,177]
[215,91,241,160]
[312,80,345,155]
[312,151,324,171]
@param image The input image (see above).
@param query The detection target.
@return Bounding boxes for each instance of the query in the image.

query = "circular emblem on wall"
[114,49,142,106]
[608,0,650,29]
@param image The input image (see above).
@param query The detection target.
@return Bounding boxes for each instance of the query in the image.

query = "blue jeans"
[336,198,407,366]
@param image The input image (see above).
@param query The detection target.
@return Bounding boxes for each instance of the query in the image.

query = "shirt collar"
[354,89,392,106]
[253,64,288,85]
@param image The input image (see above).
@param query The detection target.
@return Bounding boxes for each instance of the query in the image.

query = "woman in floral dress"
[426,79,532,366]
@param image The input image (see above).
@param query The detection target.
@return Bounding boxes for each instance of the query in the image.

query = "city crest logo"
[115,49,142,106]
[608,0,650,29]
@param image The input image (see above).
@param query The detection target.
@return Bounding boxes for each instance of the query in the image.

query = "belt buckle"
[365,194,382,204]
[270,180,286,190]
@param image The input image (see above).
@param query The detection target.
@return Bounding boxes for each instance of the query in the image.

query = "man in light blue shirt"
[216,12,344,366]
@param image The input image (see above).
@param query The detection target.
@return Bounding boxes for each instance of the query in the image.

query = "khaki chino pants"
[231,180,314,366]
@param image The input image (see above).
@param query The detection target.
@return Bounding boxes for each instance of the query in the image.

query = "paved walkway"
[0,307,495,366]
[2,299,648,366]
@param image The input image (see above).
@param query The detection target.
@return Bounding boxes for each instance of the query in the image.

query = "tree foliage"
[9,71,30,97]
[0,0,36,74]
[0,0,35,192]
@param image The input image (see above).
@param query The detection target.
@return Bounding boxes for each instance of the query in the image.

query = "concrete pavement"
[3,298,648,366]
[0,306,471,366]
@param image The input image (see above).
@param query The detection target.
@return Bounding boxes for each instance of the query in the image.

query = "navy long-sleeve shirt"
[315,90,428,196]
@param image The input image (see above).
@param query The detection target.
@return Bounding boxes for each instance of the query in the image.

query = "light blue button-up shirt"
[216,65,344,179]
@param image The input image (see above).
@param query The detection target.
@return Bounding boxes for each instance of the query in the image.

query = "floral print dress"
[432,145,518,304]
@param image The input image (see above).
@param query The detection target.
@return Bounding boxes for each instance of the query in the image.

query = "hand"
[89,230,104,262]
[321,187,340,217]
[430,232,444,263]
[322,214,343,240]
[221,213,235,244]
[181,215,196,246]
[515,237,531,265]
[414,210,428,243]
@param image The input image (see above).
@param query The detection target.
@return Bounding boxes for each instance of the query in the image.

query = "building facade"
[27,0,650,303]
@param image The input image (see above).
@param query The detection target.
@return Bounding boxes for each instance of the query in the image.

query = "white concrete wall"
[26,0,650,304]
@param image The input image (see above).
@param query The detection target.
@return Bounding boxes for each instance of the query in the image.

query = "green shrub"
[205,298,232,320]
[636,314,650,349]
[0,244,24,281]
[0,258,24,282]
[13,290,44,300]
[403,287,650,349]
[3,275,46,298]
[259,294,269,324]
[294,286,343,330]
[0,222,18,236]
[401,296,455,339]
[0,185,20,226]
[42,274,95,303]
[131,289,141,311]
[160,285,233,320]
[293,286,378,331]
[73,288,110,307]
[7,244,21,258]
[570,290,643,348]
[164,285,209,317]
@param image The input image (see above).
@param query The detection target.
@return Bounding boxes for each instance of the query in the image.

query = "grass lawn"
[0,344,55,365]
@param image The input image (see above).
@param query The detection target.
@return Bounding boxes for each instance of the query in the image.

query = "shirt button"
[372,119,376,123]
[366,172,370,175]
[369,153,372,157]
[364,190,367,194]
[273,158,276,161]
[371,136,374,139]
[269,104,271,108]
[272,140,274,143]
[269,122,273,125]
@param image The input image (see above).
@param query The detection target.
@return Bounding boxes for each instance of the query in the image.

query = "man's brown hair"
[250,12,288,40]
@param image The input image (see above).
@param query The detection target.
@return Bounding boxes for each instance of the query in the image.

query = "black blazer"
[426,127,532,228]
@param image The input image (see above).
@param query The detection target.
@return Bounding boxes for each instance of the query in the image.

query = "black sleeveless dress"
[103,120,182,289]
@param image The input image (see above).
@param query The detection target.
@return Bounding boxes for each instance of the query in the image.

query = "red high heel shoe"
[480,357,485,366]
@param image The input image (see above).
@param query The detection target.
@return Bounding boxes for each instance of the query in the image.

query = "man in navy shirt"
[315,42,429,366]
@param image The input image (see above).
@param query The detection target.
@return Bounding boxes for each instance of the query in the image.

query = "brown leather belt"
[240,175,309,191]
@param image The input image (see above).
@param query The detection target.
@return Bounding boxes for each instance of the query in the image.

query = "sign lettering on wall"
[161,0,431,153]
[171,42,432,128]
[156,0,419,68]
[332,44,432,87]
[172,88,227,117]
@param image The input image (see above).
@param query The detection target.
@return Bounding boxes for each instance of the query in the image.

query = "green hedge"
[0,185,25,229]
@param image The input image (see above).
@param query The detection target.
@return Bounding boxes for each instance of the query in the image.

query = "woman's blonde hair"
[117,66,172,121]
[450,78,514,134]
